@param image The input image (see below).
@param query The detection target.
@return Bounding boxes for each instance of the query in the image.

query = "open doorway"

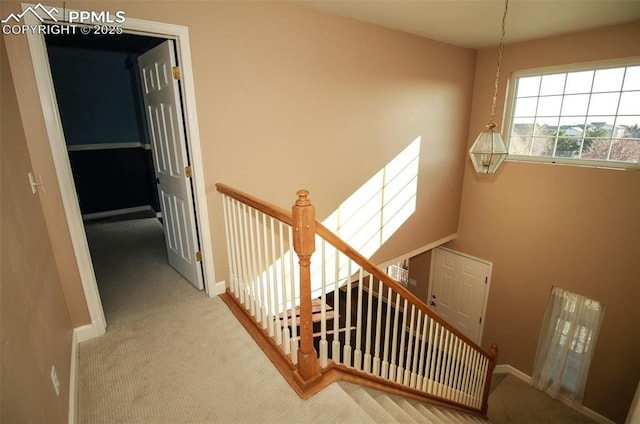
[43,31,205,322]
[24,6,218,339]
[45,30,203,317]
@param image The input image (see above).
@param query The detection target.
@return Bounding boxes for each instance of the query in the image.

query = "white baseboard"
[68,322,104,424]
[68,330,79,424]
[212,281,226,296]
[82,205,155,221]
[493,364,616,424]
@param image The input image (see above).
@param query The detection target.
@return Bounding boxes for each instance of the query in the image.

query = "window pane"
[534,117,559,136]
[582,139,612,160]
[609,139,640,162]
[512,117,535,137]
[565,70,593,94]
[618,91,640,115]
[555,135,582,158]
[559,117,586,136]
[623,66,640,91]
[531,137,555,156]
[561,94,590,116]
[586,118,615,137]
[616,116,640,137]
[540,73,566,95]
[592,67,625,92]
[538,95,563,116]
[514,97,538,117]
[509,135,532,155]
[588,93,620,115]
[517,76,541,97]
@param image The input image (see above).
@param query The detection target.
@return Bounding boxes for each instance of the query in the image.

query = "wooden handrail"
[216,183,293,225]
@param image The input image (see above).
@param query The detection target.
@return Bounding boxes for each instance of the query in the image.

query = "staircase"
[337,381,489,424]
[338,381,490,423]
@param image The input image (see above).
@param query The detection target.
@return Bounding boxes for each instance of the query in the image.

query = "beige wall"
[408,250,432,302]
[448,21,640,423]
[3,0,476,325]
[1,39,72,423]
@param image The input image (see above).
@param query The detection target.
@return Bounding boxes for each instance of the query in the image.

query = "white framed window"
[504,58,640,169]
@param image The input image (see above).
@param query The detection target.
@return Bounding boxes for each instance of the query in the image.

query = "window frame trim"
[503,56,640,171]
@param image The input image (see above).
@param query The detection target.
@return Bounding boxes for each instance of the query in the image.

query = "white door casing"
[428,247,491,344]
[138,40,204,289]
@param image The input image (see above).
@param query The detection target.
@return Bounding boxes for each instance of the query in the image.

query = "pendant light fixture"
[469,0,510,174]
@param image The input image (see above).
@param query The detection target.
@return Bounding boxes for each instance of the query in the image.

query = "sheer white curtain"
[532,286,605,403]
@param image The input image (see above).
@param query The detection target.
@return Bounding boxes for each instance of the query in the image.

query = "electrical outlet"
[50,365,60,396]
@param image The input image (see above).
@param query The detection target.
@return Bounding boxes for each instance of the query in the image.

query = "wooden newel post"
[481,343,499,415]
[292,190,320,383]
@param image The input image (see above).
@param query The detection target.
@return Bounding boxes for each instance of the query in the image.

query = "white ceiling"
[297,0,640,49]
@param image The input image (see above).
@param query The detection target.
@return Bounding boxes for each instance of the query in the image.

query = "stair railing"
[217,183,498,415]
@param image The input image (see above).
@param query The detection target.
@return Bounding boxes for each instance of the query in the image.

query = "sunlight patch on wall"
[322,136,421,258]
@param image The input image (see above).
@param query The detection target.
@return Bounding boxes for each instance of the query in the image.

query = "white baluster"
[409,309,422,389]
[416,313,428,391]
[278,221,289,352]
[239,204,252,312]
[403,304,416,386]
[268,218,281,346]
[332,248,341,364]
[353,269,364,371]
[221,196,233,294]
[461,344,473,406]
[381,286,393,380]
[389,292,401,381]
[250,209,265,327]
[260,212,274,337]
[363,275,373,374]
[343,261,353,368]
[444,334,457,400]
[288,226,298,364]
[396,299,408,384]
[372,278,384,377]
[434,323,445,396]
[319,241,328,368]
[422,316,434,393]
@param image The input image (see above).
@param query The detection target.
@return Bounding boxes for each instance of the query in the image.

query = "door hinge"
[484,276,488,284]
[185,166,192,178]
[195,251,202,262]
[479,317,482,324]
[172,66,181,80]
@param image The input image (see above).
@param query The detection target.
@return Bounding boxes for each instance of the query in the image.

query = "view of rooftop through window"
[507,64,640,166]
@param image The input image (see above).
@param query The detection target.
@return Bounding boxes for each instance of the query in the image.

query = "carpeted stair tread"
[371,392,419,423]
[344,385,399,423]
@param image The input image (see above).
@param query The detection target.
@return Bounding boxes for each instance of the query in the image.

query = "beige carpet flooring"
[78,217,373,423]
[78,217,601,424]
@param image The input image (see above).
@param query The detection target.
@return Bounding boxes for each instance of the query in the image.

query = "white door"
[428,247,491,344]
[138,40,203,290]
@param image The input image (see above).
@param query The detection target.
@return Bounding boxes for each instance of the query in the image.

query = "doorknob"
[430,301,437,307]
[432,294,437,299]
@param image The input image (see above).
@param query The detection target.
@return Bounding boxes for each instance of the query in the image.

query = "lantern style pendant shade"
[469,125,508,174]
[469,0,510,174]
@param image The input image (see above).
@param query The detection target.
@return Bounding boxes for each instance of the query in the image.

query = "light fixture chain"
[489,0,509,126]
